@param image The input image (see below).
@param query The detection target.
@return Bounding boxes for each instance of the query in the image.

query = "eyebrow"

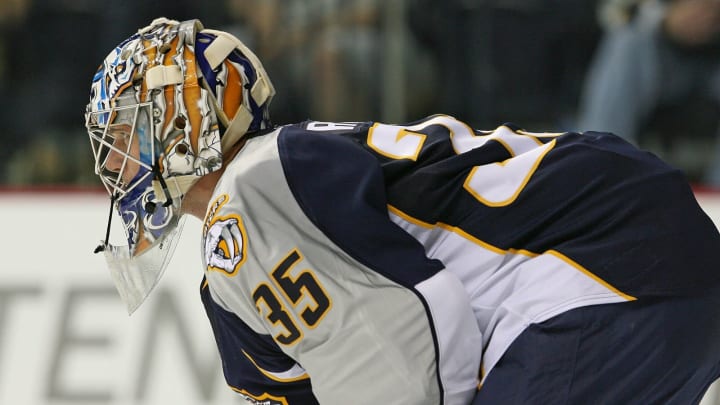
[106,125,133,141]
[108,123,133,132]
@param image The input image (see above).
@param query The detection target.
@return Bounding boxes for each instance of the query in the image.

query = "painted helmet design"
[84,17,274,313]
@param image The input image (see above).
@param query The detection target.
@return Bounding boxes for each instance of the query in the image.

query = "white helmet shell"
[85,18,274,313]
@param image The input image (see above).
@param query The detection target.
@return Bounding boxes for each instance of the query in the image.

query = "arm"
[276,123,483,404]
[201,278,319,404]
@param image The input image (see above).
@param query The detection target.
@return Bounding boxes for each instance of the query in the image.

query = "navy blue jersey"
[200,115,720,404]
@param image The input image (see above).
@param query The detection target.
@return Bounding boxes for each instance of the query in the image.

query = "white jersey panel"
[388,209,633,381]
[415,271,484,403]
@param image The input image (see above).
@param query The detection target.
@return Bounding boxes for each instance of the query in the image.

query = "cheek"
[131,139,141,161]
[124,140,143,179]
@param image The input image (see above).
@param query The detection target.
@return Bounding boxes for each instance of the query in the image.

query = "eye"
[104,131,129,151]
[108,124,133,142]
[116,132,132,145]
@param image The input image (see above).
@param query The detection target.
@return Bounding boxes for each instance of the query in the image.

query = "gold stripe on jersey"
[546,250,637,301]
[241,349,310,383]
[386,204,635,301]
[387,204,537,258]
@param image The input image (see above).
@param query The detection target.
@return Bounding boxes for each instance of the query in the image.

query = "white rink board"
[0,192,242,405]
[0,190,719,405]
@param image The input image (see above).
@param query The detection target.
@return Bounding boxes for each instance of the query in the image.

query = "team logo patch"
[203,194,247,276]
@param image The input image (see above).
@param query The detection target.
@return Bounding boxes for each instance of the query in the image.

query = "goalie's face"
[104,125,140,188]
[86,102,155,199]
[86,96,184,256]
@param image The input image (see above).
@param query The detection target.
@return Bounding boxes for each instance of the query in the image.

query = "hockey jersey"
[199,115,720,404]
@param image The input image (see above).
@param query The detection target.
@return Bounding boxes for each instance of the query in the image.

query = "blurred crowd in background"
[0,0,719,187]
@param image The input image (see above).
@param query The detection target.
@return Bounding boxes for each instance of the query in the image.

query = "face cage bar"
[85,102,156,200]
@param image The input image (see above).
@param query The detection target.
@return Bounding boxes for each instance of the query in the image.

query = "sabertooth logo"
[203,194,247,276]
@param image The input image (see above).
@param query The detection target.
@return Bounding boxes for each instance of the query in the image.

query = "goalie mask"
[85,17,274,314]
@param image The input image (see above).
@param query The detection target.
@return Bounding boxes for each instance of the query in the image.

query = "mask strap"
[94,193,118,254]
[152,163,175,207]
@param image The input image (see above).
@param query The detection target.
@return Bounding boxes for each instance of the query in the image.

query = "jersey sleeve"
[200,278,319,404]
[278,124,444,285]
[276,124,483,404]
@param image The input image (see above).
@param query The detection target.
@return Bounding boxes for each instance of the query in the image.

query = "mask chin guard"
[103,216,186,315]
[92,164,187,315]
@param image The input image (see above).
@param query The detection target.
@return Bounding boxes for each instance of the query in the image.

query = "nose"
[105,147,125,173]
[103,131,131,178]
[102,132,140,187]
